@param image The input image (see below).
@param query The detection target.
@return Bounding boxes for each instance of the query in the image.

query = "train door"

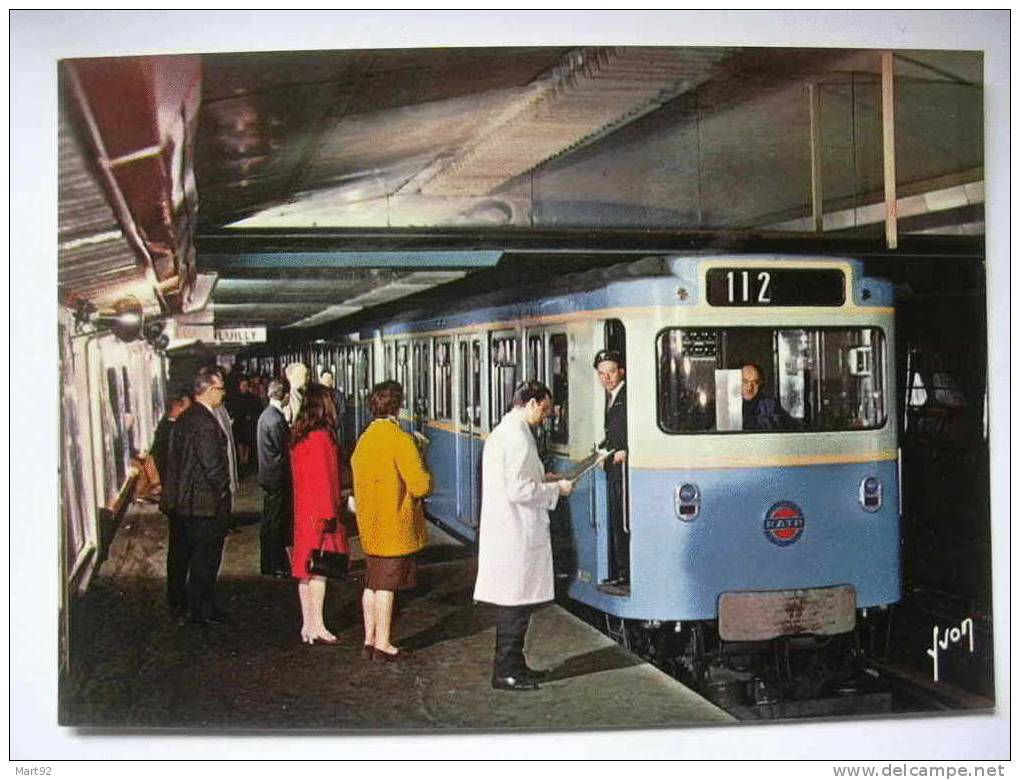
[594,318,629,589]
[455,333,485,528]
[489,329,521,427]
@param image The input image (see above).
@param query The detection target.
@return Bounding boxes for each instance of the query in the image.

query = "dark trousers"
[607,469,630,580]
[493,604,536,678]
[179,515,227,619]
[166,512,190,610]
[260,485,292,575]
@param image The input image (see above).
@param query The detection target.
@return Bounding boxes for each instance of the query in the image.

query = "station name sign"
[706,268,845,307]
[214,326,267,344]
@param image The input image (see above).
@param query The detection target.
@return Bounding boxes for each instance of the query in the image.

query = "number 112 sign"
[706,268,845,307]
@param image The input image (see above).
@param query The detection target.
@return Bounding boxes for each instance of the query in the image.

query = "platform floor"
[60,477,732,731]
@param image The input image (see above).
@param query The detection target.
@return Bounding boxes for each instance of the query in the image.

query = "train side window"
[604,319,626,358]
[413,340,431,419]
[434,339,452,421]
[527,334,545,383]
[344,349,356,398]
[472,339,483,428]
[396,344,409,412]
[385,343,394,381]
[490,333,519,427]
[358,346,372,392]
[458,341,470,425]
[549,333,569,445]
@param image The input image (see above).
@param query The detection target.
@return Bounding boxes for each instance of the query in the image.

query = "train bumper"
[718,584,856,641]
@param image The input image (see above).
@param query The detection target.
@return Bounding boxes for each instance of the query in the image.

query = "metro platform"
[60,477,732,731]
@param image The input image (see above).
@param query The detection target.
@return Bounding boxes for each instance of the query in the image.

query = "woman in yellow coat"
[351,381,432,661]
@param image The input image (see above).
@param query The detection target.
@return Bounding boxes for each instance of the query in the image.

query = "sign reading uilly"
[213,326,267,344]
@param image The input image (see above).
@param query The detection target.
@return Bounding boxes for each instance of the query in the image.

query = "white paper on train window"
[715,369,743,431]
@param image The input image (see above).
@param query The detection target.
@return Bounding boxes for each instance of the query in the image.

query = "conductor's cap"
[593,349,625,369]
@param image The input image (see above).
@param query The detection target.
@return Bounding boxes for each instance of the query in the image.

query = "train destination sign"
[706,268,845,307]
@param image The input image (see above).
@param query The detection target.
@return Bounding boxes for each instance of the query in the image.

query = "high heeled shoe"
[309,635,341,646]
[361,644,374,659]
[372,646,408,662]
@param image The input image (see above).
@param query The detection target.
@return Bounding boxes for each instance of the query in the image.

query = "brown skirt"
[365,554,417,591]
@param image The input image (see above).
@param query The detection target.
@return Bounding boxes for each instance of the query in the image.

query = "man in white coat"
[474,380,573,691]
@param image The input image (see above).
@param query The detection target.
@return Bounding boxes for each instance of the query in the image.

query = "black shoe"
[522,665,551,682]
[190,609,234,626]
[169,605,188,625]
[491,675,540,692]
[205,609,234,625]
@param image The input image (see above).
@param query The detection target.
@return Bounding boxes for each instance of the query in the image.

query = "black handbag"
[307,518,349,579]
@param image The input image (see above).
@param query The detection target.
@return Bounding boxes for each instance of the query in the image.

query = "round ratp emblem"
[763,501,806,547]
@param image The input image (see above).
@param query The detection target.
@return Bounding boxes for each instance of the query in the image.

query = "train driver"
[741,362,794,431]
[594,349,629,586]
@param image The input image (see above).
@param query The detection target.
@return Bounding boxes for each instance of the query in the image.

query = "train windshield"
[657,327,887,433]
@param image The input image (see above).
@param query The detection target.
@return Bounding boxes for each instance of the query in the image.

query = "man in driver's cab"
[741,362,794,431]
[594,350,629,586]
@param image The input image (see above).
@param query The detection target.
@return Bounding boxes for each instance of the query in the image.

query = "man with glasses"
[161,366,234,626]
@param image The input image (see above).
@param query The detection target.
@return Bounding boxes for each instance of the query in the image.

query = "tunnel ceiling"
[59,45,985,337]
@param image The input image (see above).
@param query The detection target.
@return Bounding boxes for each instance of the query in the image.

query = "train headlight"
[675,483,701,521]
[859,476,883,513]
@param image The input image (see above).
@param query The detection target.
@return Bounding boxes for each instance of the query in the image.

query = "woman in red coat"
[290,384,348,644]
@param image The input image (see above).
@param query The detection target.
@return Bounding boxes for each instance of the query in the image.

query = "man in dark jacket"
[257,378,292,577]
[152,386,192,615]
[594,349,629,586]
[160,367,233,625]
[741,363,794,431]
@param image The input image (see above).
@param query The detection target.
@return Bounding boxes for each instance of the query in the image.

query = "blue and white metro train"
[247,254,901,687]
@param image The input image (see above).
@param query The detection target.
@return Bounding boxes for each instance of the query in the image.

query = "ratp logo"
[763,501,805,546]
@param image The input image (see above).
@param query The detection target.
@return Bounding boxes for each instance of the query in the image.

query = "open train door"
[593,318,629,590]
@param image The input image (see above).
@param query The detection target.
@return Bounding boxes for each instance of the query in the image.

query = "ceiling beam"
[198,249,502,271]
[196,225,982,258]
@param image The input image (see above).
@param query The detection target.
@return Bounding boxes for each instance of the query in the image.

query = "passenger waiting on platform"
[257,378,292,578]
[210,365,240,499]
[150,386,192,611]
[351,381,432,662]
[152,386,192,486]
[284,362,309,426]
[290,384,348,645]
[229,375,261,476]
[474,380,573,691]
[318,371,346,454]
[159,367,233,626]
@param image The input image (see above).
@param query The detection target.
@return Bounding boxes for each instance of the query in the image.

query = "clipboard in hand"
[562,448,614,484]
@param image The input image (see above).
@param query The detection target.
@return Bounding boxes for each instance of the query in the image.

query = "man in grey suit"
[257,379,292,577]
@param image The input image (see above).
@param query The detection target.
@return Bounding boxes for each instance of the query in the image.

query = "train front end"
[569,256,902,645]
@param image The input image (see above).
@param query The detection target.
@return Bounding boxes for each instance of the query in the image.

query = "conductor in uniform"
[594,349,629,585]
[474,380,573,691]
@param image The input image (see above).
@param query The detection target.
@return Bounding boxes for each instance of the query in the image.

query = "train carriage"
[326,254,902,646]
